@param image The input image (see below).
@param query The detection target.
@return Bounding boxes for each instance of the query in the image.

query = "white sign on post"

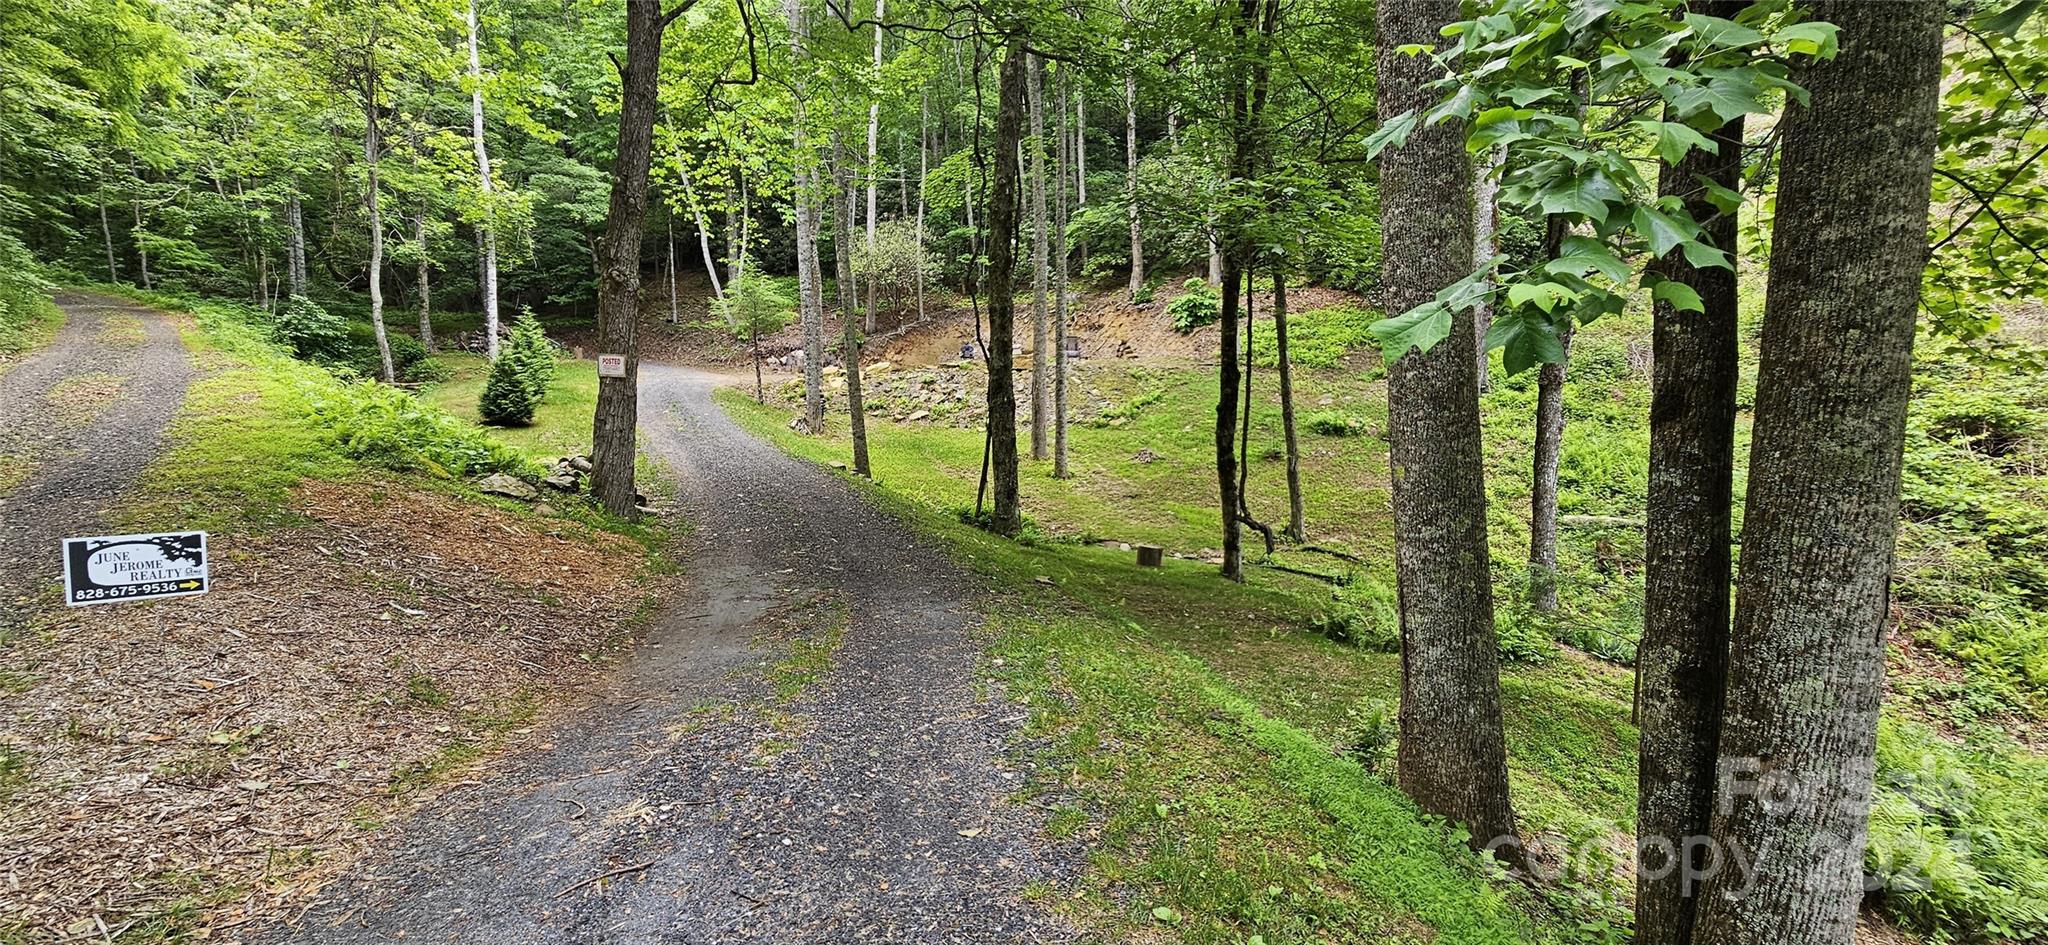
[63,531,210,606]
[597,354,627,378]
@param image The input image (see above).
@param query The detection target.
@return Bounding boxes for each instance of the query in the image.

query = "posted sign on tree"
[62,531,210,606]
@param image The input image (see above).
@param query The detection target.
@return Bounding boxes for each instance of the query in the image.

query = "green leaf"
[1565,0,1620,34]
[1546,236,1632,282]
[1485,309,1567,376]
[1683,13,1765,49]
[1649,277,1705,313]
[1151,906,1181,923]
[1679,238,1732,270]
[1977,0,2042,35]
[1370,300,1454,361]
[1694,175,1744,214]
[1632,205,1693,257]
[1536,169,1625,222]
[1638,120,1717,165]
[1669,74,1764,125]
[1773,21,1840,58]
[1425,84,1477,126]
[1364,112,1420,160]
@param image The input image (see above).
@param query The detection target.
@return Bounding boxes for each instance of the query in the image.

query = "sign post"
[62,531,210,606]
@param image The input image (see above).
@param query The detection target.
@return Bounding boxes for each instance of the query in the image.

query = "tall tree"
[1527,210,1570,612]
[465,0,500,359]
[590,0,694,516]
[834,134,871,477]
[1052,61,1072,480]
[983,41,1027,536]
[1690,4,1941,943]
[1121,0,1143,301]
[1374,0,1519,862]
[1273,266,1302,541]
[1027,53,1051,462]
[1635,11,1749,944]
[787,0,826,433]
[360,46,395,383]
[864,0,883,332]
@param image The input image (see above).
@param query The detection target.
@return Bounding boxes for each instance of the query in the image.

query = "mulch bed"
[0,478,657,939]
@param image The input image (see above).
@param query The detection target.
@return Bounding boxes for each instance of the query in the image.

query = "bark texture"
[1528,216,1571,613]
[1636,103,1746,945]
[1053,64,1072,480]
[1376,0,1518,862]
[589,0,665,516]
[1690,6,1941,944]
[1274,268,1303,541]
[834,141,870,478]
[284,191,306,297]
[362,87,395,383]
[1122,4,1143,301]
[982,44,1027,536]
[786,0,825,433]
[414,212,433,352]
[1472,146,1502,392]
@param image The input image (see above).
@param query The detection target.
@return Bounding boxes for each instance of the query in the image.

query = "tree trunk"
[1074,87,1086,206]
[363,88,395,383]
[98,189,120,283]
[589,0,668,516]
[916,90,929,323]
[466,0,501,360]
[983,42,1027,536]
[1376,0,1519,865]
[666,211,681,324]
[130,160,151,291]
[1635,81,1746,945]
[752,323,765,403]
[1122,4,1143,301]
[1471,145,1503,393]
[1027,53,1050,462]
[1274,267,1304,541]
[1690,6,1941,944]
[835,138,871,478]
[787,0,825,434]
[1528,214,1571,613]
[415,212,433,352]
[864,0,883,333]
[286,190,307,297]
[1053,64,1072,480]
[678,164,724,299]
[1212,0,1253,584]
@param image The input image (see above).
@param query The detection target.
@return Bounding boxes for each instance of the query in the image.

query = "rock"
[823,364,844,376]
[829,460,848,470]
[869,360,893,374]
[535,503,559,517]
[1133,448,1160,464]
[904,410,930,422]
[478,473,538,501]
[542,474,580,492]
[569,455,593,473]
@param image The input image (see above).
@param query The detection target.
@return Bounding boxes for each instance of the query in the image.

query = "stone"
[829,460,847,470]
[869,360,893,374]
[1133,448,1160,464]
[569,455,593,473]
[904,410,930,423]
[542,475,580,492]
[478,473,538,501]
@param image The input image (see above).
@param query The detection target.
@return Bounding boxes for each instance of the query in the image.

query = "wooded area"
[4,0,2046,942]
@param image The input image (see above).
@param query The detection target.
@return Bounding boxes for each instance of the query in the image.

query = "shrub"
[1166,279,1220,334]
[479,353,539,426]
[1254,305,1380,368]
[1305,412,1370,437]
[307,377,528,478]
[504,313,556,398]
[274,295,348,360]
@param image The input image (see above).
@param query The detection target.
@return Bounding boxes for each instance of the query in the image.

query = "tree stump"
[1136,545,1164,568]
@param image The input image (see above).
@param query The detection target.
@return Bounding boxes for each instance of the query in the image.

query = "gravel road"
[271,364,1073,944]
[0,292,193,627]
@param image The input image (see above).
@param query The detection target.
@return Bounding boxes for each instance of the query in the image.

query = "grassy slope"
[721,298,2048,942]
[421,352,600,463]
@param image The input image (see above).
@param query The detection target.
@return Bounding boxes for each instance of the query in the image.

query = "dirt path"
[272,365,1072,944]
[0,292,193,627]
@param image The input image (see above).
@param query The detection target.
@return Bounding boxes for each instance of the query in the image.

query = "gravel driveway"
[271,364,1073,944]
[0,292,193,629]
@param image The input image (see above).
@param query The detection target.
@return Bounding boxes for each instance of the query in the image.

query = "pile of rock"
[542,454,593,493]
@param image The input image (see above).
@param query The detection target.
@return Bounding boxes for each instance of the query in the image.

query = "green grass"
[422,352,599,463]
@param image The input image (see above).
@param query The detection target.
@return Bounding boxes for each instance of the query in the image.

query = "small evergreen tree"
[713,264,796,403]
[479,314,551,426]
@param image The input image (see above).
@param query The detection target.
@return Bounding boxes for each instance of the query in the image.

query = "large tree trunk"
[1691,5,1941,944]
[787,0,825,433]
[835,138,871,478]
[1027,53,1051,462]
[678,165,724,300]
[1212,0,1254,584]
[466,0,501,360]
[1376,0,1518,864]
[1635,92,1746,945]
[415,212,433,352]
[1122,3,1143,302]
[1528,213,1571,613]
[363,89,395,383]
[983,43,1027,536]
[1052,64,1072,480]
[588,0,668,516]
[285,190,307,297]
[1274,267,1303,541]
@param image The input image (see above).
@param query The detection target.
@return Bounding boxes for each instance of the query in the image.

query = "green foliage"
[1304,412,1371,437]
[477,316,555,428]
[1868,718,2048,940]
[1166,279,1222,334]
[713,265,797,342]
[273,294,348,360]
[313,375,528,477]
[851,221,937,315]
[0,235,57,357]
[1254,305,1379,369]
